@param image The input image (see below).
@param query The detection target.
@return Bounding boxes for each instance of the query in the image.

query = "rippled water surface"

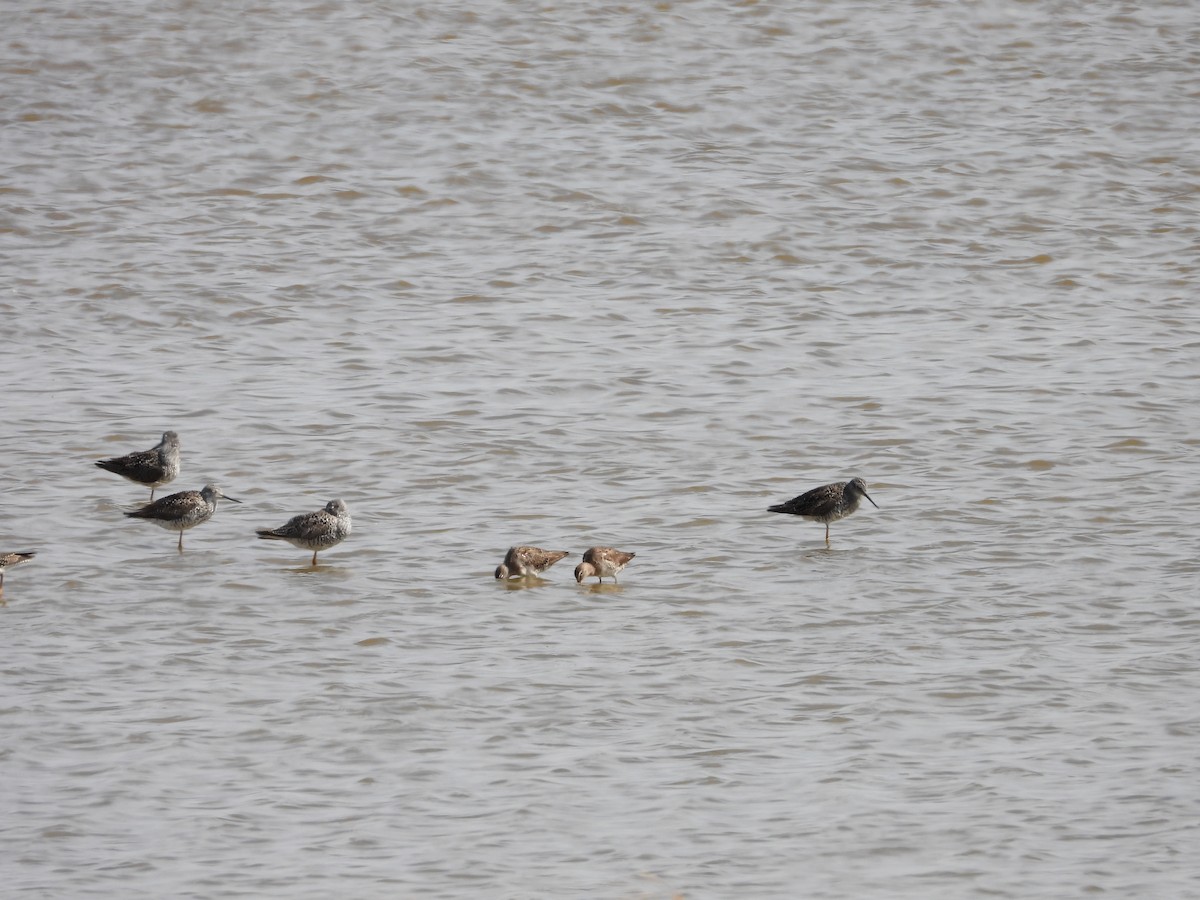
[3,1,1199,897]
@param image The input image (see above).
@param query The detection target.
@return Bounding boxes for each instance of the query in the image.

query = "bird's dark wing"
[126,491,199,519]
[96,448,166,483]
[768,483,838,517]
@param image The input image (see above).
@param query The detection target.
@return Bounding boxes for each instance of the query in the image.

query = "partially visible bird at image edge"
[0,550,36,590]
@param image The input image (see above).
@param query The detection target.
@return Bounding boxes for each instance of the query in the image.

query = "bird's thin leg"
[150,487,156,502]
[178,531,184,551]
[824,523,830,545]
[311,550,318,566]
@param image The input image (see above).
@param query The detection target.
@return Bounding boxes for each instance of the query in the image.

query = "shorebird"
[574,547,636,584]
[494,546,570,580]
[125,483,240,550]
[256,499,352,566]
[767,477,878,545]
[95,431,181,500]
[0,550,35,591]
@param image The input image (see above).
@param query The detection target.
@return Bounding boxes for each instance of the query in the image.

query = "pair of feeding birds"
[496,546,636,584]
[95,431,352,563]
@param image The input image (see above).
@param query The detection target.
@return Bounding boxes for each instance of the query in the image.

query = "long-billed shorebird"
[125,483,240,550]
[494,546,570,580]
[767,477,878,545]
[95,431,181,500]
[0,550,35,591]
[574,547,636,584]
[256,499,352,566]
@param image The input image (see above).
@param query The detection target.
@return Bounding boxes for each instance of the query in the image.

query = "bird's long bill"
[225,495,243,504]
[863,490,879,508]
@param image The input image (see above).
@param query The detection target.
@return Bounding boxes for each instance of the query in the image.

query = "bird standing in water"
[575,547,636,584]
[494,546,570,580]
[767,477,879,545]
[125,483,240,550]
[95,431,181,501]
[256,499,352,566]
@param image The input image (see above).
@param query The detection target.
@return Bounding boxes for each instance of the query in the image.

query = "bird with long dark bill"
[767,477,878,545]
[125,483,240,550]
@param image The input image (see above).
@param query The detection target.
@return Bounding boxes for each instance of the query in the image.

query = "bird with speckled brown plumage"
[0,550,35,592]
[574,547,636,584]
[495,546,570,580]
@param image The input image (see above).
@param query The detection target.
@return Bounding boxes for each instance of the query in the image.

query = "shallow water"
[3,1,1199,897]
